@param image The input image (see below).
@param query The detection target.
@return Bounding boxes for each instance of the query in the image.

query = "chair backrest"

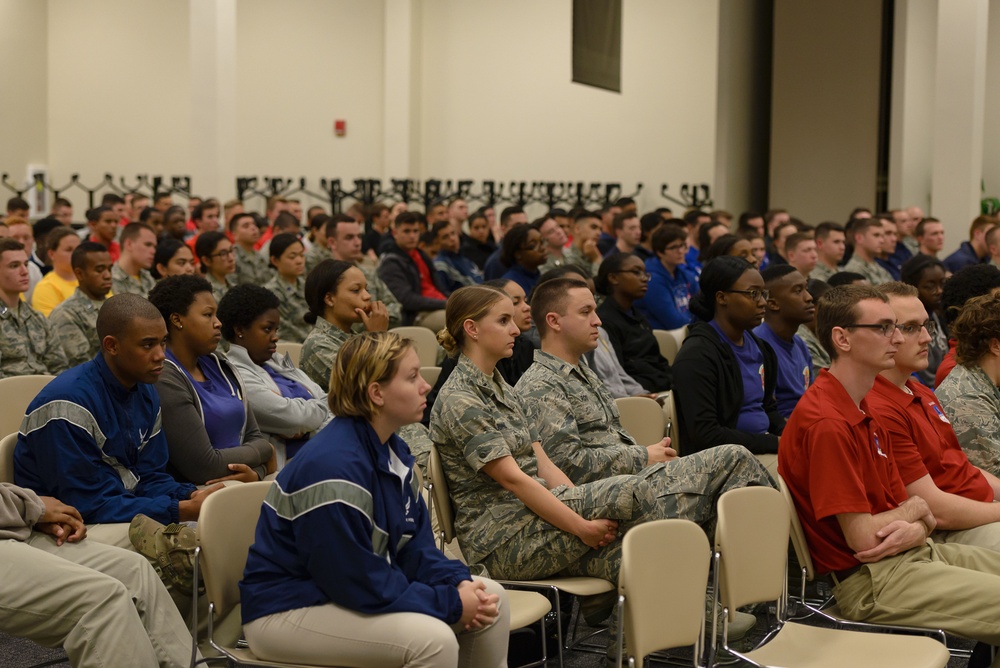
[196,481,273,620]
[614,396,665,447]
[621,519,710,662]
[715,486,789,611]
[391,326,442,367]
[0,375,56,438]
[276,341,303,367]
[652,329,680,364]
[419,366,442,387]
[0,432,18,484]
[777,474,816,581]
[660,390,680,451]
[427,443,457,544]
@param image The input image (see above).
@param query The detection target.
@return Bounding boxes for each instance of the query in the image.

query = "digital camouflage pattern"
[234,245,272,286]
[562,246,601,277]
[797,324,831,370]
[0,300,68,378]
[841,256,893,286]
[48,289,104,368]
[206,273,237,305]
[264,274,310,343]
[304,244,332,274]
[110,263,156,298]
[359,264,402,330]
[936,363,1000,476]
[298,317,351,389]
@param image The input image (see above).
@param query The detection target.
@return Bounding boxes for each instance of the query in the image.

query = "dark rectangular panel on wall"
[572,0,622,93]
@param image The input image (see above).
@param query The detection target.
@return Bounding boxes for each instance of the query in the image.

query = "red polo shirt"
[935,338,958,388]
[89,236,120,263]
[867,374,992,502]
[778,369,908,574]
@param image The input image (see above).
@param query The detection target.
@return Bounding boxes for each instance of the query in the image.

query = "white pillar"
[930,0,988,240]
[189,0,237,200]
[382,0,420,180]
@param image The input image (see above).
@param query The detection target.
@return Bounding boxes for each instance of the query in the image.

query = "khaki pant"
[834,539,1000,664]
[0,533,194,668]
[933,522,1000,553]
[243,576,510,668]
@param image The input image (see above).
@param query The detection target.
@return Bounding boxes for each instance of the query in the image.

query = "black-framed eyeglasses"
[897,320,938,337]
[615,269,651,280]
[840,322,898,337]
[725,289,769,301]
[209,248,235,259]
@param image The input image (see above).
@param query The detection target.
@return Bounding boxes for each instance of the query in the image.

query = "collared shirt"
[428,354,544,565]
[110,263,156,298]
[778,369,908,574]
[842,255,894,285]
[936,363,1000,476]
[0,300,68,378]
[516,350,647,484]
[810,262,838,283]
[867,374,992,502]
[48,289,106,368]
[264,275,310,343]
[299,317,352,389]
[235,244,273,286]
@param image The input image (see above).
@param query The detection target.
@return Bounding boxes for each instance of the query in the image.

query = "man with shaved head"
[14,294,221,546]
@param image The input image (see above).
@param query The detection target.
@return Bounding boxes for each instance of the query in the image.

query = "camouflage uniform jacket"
[264,275,310,343]
[842,255,893,286]
[429,353,547,565]
[110,263,156,298]
[234,245,272,286]
[304,244,332,275]
[796,324,831,370]
[515,350,647,483]
[49,289,105,368]
[936,363,1000,476]
[562,245,601,277]
[359,264,402,329]
[0,300,68,377]
[299,317,351,389]
[810,262,838,283]
[206,273,237,305]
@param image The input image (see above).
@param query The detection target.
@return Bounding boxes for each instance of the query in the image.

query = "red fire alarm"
[334,120,346,137]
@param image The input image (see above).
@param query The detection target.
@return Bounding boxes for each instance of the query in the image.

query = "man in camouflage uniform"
[327,215,402,329]
[231,212,273,286]
[110,223,157,298]
[842,218,894,286]
[49,242,113,368]
[936,354,1000,477]
[304,214,333,274]
[562,211,604,277]
[0,238,68,378]
[515,277,774,539]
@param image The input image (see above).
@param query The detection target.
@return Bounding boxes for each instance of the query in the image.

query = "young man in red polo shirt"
[779,284,1000,659]
[867,282,1000,552]
[86,206,120,263]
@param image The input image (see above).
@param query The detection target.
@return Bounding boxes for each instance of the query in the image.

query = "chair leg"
[190,546,200,668]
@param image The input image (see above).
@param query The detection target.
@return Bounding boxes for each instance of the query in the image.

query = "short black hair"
[594,252,638,296]
[268,232,303,261]
[304,259,356,325]
[531,277,591,338]
[72,241,110,271]
[827,271,868,287]
[941,263,1000,326]
[500,224,534,267]
[96,293,162,341]
[151,239,187,279]
[689,256,754,321]
[6,196,29,213]
[86,206,113,223]
[148,274,214,327]
[761,263,799,284]
[194,231,228,264]
[217,284,281,341]
[900,254,945,288]
[120,222,154,246]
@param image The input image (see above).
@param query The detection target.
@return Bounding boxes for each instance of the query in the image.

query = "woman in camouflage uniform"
[264,233,310,343]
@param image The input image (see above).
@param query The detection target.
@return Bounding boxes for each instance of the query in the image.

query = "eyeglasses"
[615,269,650,280]
[209,248,235,259]
[841,322,898,337]
[725,289,769,301]
[897,320,938,337]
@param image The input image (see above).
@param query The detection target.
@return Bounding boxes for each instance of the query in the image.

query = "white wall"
[416,0,721,215]
[0,1,48,191]
[983,0,1000,208]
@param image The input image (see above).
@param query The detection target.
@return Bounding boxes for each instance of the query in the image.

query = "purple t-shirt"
[264,366,313,458]
[170,351,246,450]
[710,320,770,434]
[753,322,813,418]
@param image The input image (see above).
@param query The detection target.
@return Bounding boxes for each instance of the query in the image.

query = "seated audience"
[917,217,946,258]
[936,264,1000,387]
[635,224,697,330]
[811,222,846,282]
[326,214,402,328]
[683,209,714,273]
[0,483,194,666]
[875,216,911,281]
[159,205,188,243]
[596,253,672,393]
[944,214,996,274]
[304,213,333,273]
[6,217,44,300]
[785,232,818,279]
[766,221,796,267]
[867,282,1000,552]
[538,214,570,271]
[14,294,217,530]
[30,227,80,316]
[110,223,157,297]
[230,212,271,285]
[460,209,497,271]
[138,204,164,238]
[195,230,237,303]
[219,284,332,467]
[86,206,120,262]
[700,233,755,266]
[797,278,833,370]
[433,219,482,292]
[672,256,784,456]
[500,222,548,295]
[603,211,644,259]
[49,242,113,368]
[843,217,893,285]
[299,259,389,389]
[827,271,869,287]
[482,206,529,280]
[151,238,196,278]
[740,230,767,269]
[937,293,1000,478]
[378,211,448,330]
[901,254,948,387]
[241,331,509,667]
[149,275,275,486]
[753,265,815,417]
[264,233,310,343]
[778,284,1000,654]
[563,210,603,277]
[0,238,68,378]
